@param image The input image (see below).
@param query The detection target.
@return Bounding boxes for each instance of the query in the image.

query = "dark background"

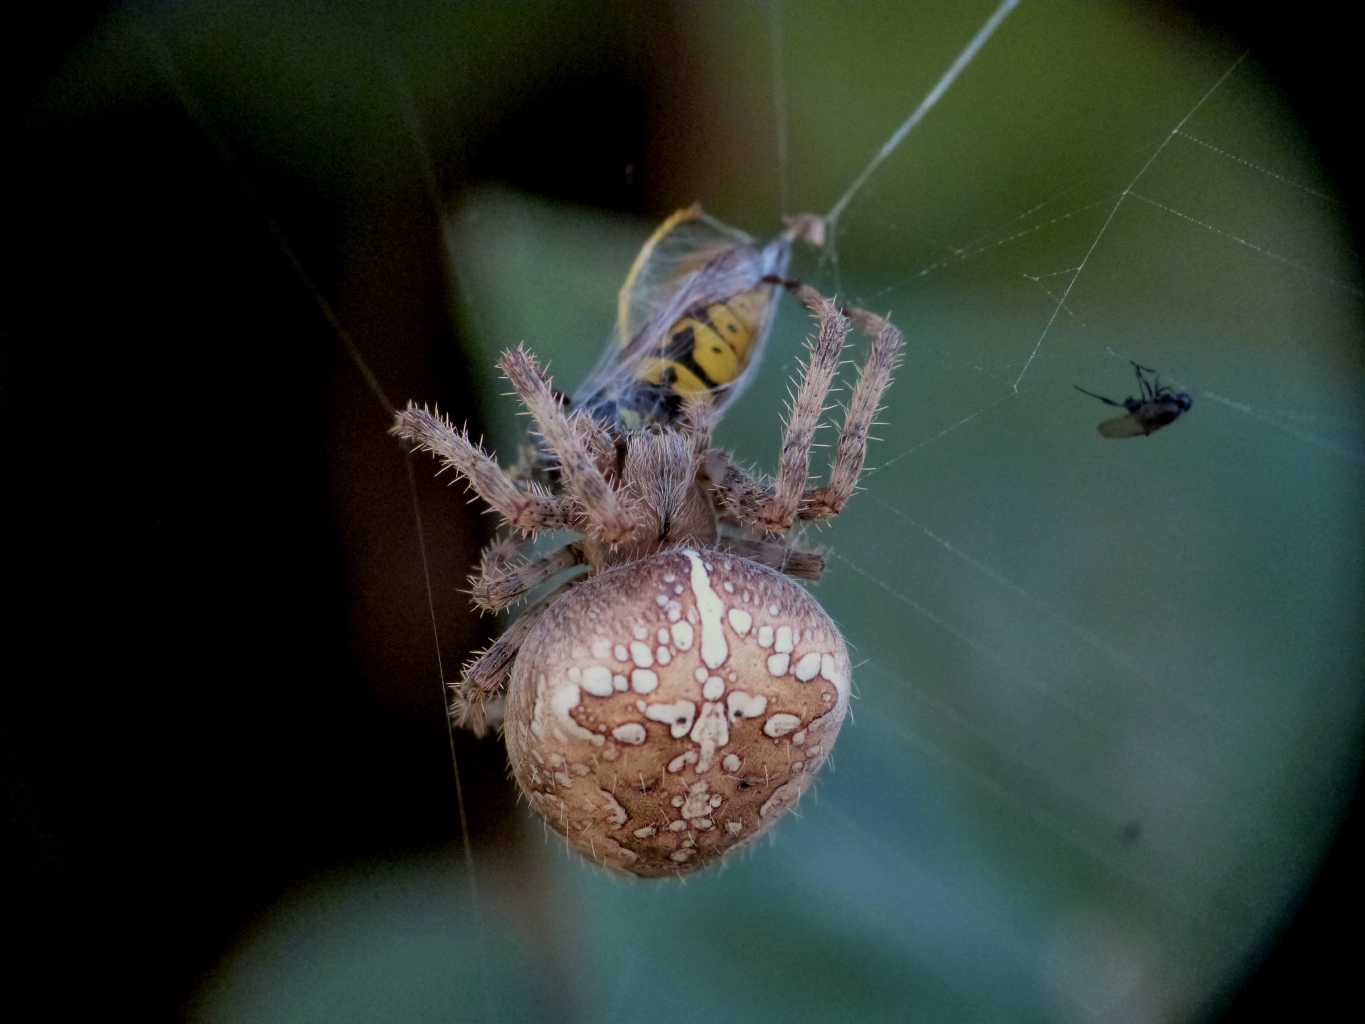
[9,2,1360,1019]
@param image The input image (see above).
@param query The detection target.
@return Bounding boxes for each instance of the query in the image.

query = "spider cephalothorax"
[394,277,901,876]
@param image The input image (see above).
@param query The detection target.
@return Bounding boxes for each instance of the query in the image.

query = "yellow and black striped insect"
[577,204,824,434]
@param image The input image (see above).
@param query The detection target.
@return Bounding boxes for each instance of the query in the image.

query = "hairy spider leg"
[467,542,584,612]
[391,405,575,534]
[757,287,850,533]
[497,345,640,546]
[452,589,565,736]
[708,285,904,533]
[804,304,905,521]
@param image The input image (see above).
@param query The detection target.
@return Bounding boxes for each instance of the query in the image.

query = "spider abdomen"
[504,548,850,877]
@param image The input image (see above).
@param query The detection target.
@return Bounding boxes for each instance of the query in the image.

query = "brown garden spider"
[393,242,902,875]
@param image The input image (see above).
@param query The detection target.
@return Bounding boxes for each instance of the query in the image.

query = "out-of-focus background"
[12,2,1362,1020]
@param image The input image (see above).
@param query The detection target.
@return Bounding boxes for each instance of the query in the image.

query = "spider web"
[108,2,1363,1021]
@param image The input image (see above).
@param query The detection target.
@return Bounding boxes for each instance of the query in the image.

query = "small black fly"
[1075,362,1192,438]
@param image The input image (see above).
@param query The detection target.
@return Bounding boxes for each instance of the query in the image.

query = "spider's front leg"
[747,286,851,534]
[800,305,904,522]
[712,286,903,534]
[391,405,574,534]
[498,346,645,546]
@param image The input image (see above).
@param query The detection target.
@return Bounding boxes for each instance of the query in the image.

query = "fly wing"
[1096,411,1148,438]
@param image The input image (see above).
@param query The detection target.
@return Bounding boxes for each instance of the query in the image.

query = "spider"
[392,220,902,876]
[1074,361,1193,438]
